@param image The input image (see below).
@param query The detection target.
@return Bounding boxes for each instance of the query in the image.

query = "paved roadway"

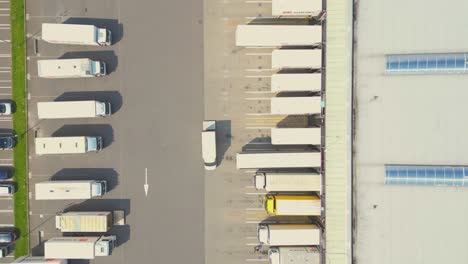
[0,0,16,262]
[25,0,203,264]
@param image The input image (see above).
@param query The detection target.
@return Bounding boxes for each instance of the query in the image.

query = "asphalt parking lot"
[25,0,203,263]
[0,0,16,261]
[204,1,323,263]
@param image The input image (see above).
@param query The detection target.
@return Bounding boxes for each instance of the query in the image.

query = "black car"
[0,136,15,150]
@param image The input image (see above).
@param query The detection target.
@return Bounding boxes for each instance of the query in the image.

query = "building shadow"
[59,50,118,75]
[63,18,124,44]
[52,124,114,148]
[55,91,123,114]
[52,168,119,192]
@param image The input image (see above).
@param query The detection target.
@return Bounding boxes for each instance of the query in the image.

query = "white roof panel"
[271,97,322,115]
[236,25,322,47]
[272,49,322,69]
[271,73,322,92]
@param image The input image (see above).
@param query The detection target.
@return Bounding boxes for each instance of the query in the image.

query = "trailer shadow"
[63,18,124,44]
[215,120,232,167]
[52,124,114,148]
[55,90,123,114]
[52,168,119,192]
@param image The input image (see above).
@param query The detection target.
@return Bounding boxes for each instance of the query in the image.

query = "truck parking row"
[226,2,325,263]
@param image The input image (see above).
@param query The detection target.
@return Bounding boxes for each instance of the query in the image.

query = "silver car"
[0,103,12,116]
[0,184,14,196]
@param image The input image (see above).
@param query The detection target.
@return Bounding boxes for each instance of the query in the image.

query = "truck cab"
[86,136,103,152]
[97,28,112,46]
[92,61,107,76]
[92,181,107,196]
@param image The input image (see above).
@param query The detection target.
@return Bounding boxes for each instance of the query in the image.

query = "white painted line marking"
[246,53,271,56]
[0,197,12,200]
[245,98,271,100]
[0,224,14,227]
[0,71,11,73]
[246,69,274,72]
[246,259,269,262]
[246,192,267,195]
[144,168,149,196]
[0,87,11,89]
[245,113,276,116]
[246,243,259,246]
[0,8,9,10]
[0,209,13,213]
[246,76,272,78]
[0,93,12,95]
[245,91,273,94]
[0,54,10,57]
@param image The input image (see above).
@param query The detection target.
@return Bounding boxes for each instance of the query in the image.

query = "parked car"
[0,136,15,150]
[0,168,11,180]
[0,184,14,196]
[0,103,12,116]
[0,231,17,243]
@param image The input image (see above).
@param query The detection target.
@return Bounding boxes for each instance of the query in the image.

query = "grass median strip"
[10,0,29,258]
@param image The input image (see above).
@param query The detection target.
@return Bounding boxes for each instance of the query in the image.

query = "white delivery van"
[37,101,111,119]
[35,180,107,200]
[202,120,217,170]
[37,59,106,78]
[42,23,111,46]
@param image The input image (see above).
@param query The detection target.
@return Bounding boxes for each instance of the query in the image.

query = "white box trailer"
[42,23,111,46]
[13,256,67,264]
[236,25,322,47]
[44,236,116,259]
[258,224,321,245]
[271,128,321,145]
[236,152,321,169]
[37,59,106,78]
[254,172,321,192]
[35,180,107,200]
[202,121,217,170]
[271,73,321,92]
[268,247,321,264]
[271,97,321,115]
[37,101,111,119]
[35,136,103,155]
[56,211,115,232]
[272,0,322,16]
[272,49,322,69]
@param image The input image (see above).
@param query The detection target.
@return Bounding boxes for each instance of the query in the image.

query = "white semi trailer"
[35,136,103,155]
[13,256,67,264]
[272,0,322,16]
[271,97,321,115]
[271,49,322,69]
[236,152,321,169]
[268,247,321,264]
[56,211,125,232]
[271,128,321,145]
[254,172,322,192]
[44,236,117,259]
[37,59,106,78]
[37,101,111,119]
[257,224,321,245]
[42,23,111,46]
[35,180,107,200]
[236,25,322,47]
[271,73,321,92]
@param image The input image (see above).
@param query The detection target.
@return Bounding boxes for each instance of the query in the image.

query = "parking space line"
[246,75,272,78]
[0,224,14,227]
[0,54,10,57]
[0,209,13,213]
[245,98,271,101]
